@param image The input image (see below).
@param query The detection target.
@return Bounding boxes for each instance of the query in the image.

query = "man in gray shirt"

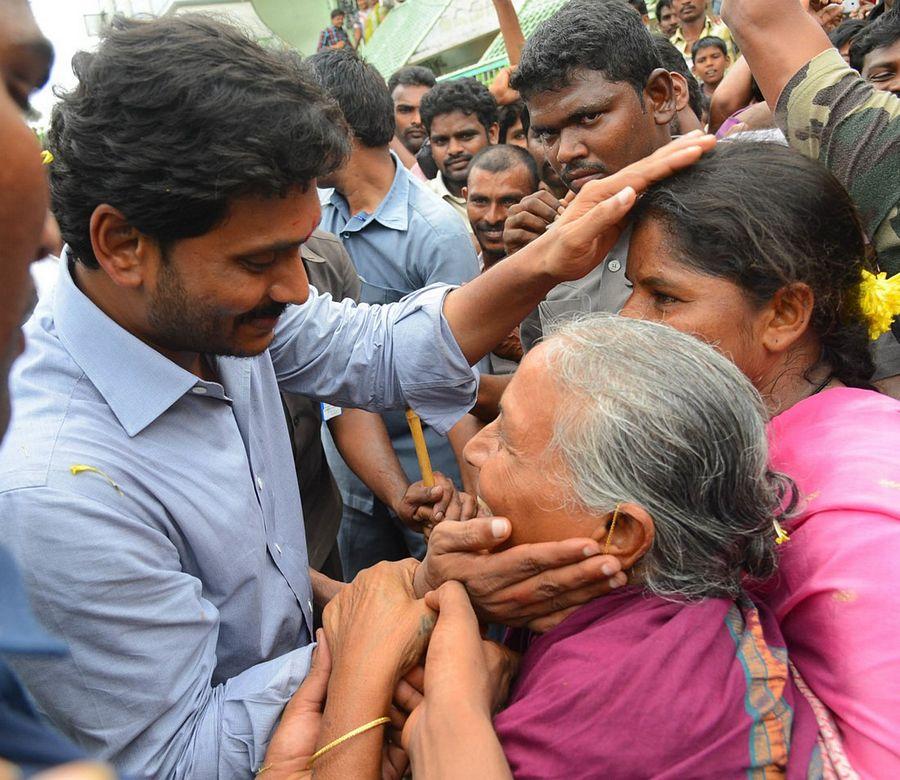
[503,0,680,348]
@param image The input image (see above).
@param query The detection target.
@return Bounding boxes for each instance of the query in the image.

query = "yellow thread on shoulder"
[70,465,124,495]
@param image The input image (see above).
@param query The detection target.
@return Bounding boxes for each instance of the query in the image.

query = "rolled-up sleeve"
[269,284,478,434]
[2,488,312,780]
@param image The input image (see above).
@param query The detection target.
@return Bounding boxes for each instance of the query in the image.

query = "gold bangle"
[306,716,391,769]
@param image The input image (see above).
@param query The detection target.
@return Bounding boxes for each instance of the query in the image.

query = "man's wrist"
[512,232,565,286]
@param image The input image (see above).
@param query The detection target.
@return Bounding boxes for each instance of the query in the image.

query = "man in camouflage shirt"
[723,0,900,393]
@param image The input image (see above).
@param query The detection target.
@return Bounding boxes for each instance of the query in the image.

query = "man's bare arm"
[721,0,832,107]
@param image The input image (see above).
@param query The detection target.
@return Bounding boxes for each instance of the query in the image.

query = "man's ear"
[645,68,678,127]
[89,204,159,289]
[670,71,691,112]
[462,185,469,201]
[488,122,500,145]
[591,502,655,570]
[759,282,815,356]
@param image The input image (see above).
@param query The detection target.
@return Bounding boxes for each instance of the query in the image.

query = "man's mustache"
[238,301,288,322]
[560,161,608,186]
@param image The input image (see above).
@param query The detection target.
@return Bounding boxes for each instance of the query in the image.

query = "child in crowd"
[692,35,731,97]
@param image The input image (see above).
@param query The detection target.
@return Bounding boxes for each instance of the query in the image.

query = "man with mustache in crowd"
[388,65,436,158]
[466,145,540,272]
[465,144,539,381]
[657,0,680,37]
[421,78,499,229]
[504,0,680,350]
[670,0,736,62]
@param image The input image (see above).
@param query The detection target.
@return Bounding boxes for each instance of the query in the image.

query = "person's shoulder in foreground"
[775,46,900,274]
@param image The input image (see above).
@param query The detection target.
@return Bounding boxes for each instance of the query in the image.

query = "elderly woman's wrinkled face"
[464,344,602,548]
[621,218,772,385]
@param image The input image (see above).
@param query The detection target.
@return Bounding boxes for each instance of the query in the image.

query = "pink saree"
[759,388,900,776]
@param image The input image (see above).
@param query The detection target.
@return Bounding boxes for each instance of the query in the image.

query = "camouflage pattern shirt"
[776,47,900,276]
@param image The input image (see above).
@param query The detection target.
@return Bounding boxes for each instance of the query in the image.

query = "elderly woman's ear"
[591,503,655,571]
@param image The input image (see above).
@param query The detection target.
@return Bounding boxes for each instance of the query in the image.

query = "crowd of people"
[1,0,899,777]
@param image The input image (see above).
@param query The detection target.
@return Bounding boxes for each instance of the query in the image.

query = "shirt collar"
[432,172,467,206]
[53,252,205,437]
[327,152,410,233]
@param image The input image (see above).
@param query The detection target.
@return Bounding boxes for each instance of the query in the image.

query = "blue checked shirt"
[0,256,476,778]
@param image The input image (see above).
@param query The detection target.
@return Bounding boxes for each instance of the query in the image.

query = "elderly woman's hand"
[414,517,627,632]
[324,559,436,683]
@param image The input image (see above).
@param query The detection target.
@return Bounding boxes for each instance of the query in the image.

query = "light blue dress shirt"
[0,257,476,778]
[319,154,481,517]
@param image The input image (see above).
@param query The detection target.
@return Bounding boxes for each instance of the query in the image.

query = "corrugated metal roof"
[477,0,565,62]
[359,0,453,78]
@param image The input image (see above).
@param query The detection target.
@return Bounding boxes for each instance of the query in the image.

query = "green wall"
[251,0,334,54]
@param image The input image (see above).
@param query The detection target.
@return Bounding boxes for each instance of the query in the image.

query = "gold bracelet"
[306,716,391,769]
[255,765,271,776]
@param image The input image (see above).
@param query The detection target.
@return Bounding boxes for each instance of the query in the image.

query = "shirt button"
[256,475,264,491]
[274,543,283,555]
[607,259,622,273]
[192,386,208,395]
[341,232,350,239]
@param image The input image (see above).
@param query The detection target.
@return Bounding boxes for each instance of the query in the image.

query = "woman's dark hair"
[631,142,877,388]
[511,0,659,101]
[49,14,349,269]
[419,78,498,135]
[307,48,396,147]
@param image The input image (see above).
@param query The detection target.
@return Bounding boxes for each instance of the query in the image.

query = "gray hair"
[543,315,794,600]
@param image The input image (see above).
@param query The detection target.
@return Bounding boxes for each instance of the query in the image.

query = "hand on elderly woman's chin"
[323,559,436,682]
[414,516,628,633]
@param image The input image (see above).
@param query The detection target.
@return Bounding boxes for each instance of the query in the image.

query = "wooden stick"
[405,409,435,487]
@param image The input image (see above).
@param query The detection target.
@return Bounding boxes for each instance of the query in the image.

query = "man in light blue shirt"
[310,49,481,577]
[0,14,636,778]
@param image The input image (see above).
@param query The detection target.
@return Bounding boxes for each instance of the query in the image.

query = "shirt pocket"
[359,277,408,306]
[538,284,593,335]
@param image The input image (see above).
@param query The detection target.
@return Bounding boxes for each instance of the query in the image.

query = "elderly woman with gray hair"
[294,316,824,780]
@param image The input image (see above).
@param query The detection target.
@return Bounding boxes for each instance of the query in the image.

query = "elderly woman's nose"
[463,421,499,469]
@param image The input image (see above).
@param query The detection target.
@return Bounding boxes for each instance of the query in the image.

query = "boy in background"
[692,35,730,97]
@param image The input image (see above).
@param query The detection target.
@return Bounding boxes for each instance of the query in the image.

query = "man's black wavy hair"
[419,77,498,135]
[849,9,900,73]
[510,0,659,100]
[307,48,396,148]
[49,14,350,269]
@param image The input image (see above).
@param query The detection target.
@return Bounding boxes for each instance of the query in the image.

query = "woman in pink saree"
[622,141,900,776]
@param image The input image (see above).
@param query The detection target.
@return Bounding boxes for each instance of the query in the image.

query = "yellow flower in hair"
[859,270,900,340]
[41,150,54,165]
